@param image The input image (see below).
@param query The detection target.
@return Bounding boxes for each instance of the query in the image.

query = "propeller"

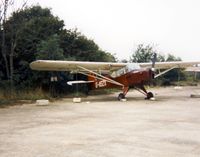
[151,52,157,71]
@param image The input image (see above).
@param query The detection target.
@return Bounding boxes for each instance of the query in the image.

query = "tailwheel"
[118,93,125,101]
[146,92,154,99]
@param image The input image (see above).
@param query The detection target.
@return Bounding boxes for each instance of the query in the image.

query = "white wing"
[139,61,200,69]
[185,67,200,72]
[30,60,200,73]
[30,60,126,72]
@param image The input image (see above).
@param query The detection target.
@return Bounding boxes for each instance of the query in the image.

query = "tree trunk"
[9,41,16,93]
[9,53,14,92]
[2,54,9,79]
[1,0,10,79]
[1,19,10,79]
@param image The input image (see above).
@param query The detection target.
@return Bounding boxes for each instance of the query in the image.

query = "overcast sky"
[26,0,200,61]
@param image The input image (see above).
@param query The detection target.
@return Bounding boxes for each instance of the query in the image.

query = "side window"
[111,64,141,78]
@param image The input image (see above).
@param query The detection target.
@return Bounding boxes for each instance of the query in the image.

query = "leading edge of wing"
[30,60,126,72]
[139,61,200,69]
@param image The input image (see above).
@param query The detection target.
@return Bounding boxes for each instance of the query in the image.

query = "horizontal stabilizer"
[67,80,94,86]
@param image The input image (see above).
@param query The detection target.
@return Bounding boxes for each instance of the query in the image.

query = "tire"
[118,93,125,101]
[146,92,154,99]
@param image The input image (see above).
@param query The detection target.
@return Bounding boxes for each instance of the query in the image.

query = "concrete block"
[73,98,81,103]
[36,99,49,106]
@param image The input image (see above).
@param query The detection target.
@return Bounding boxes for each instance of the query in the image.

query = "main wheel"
[118,93,125,101]
[146,92,154,99]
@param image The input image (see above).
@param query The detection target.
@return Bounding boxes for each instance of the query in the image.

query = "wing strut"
[77,65,124,87]
[155,66,178,78]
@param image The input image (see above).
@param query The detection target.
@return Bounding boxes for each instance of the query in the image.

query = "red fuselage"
[88,68,154,90]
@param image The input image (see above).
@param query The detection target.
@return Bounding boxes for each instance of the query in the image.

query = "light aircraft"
[30,56,200,100]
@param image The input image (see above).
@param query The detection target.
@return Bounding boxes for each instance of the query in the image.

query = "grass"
[0,88,51,107]
[170,80,199,86]
[1,79,199,107]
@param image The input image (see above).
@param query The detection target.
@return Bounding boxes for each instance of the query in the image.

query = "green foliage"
[36,34,64,60]
[130,44,154,63]
[0,5,116,99]
[159,53,184,85]
[166,54,182,61]
[60,29,116,62]
[130,44,187,86]
[130,44,165,63]
[0,88,52,107]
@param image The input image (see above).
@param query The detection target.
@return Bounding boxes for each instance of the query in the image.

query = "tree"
[0,0,9,79]
[130,44,165,63]
[0,0,28,94]
[60,29,116,62]
[130,44,184,86]
[166,54,181,61]
[162,53,184,85]
[36,34,64,60]
[1,5,65,89]
[0,5,116,95]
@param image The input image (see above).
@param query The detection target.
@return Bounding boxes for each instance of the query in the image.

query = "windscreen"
[111,63,141,78]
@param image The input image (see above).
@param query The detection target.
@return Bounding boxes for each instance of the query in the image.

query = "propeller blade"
[151,53,157,69]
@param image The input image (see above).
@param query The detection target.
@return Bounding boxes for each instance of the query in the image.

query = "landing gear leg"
[118,86,129,101]
[139,85,154,99]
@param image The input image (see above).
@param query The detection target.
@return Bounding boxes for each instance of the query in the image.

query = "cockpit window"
[111,63,141,78]
[126,63,141,71]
